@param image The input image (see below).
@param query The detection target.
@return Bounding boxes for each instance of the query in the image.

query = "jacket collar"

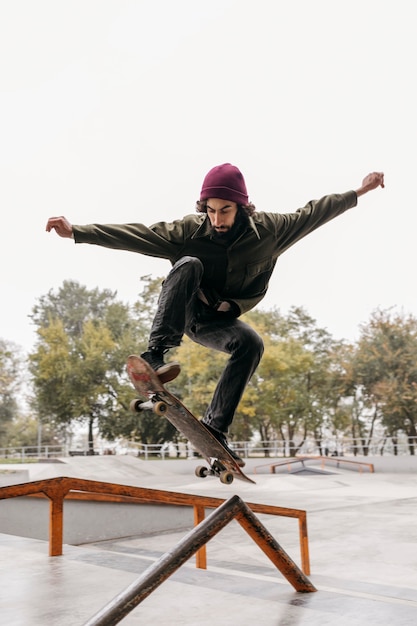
[191,214,261,240]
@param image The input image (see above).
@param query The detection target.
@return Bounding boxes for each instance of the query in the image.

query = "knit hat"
[200,163,249,204]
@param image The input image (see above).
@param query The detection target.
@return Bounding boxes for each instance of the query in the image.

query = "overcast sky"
[1,0,415,353]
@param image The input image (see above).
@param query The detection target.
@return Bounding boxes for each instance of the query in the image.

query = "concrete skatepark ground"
[0,454,416,625]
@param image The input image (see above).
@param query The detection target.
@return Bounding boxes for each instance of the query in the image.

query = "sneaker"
[202,423,245,467]
[140,348,181,384]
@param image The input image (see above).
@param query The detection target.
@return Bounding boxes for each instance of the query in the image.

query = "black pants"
[149,256,264,433]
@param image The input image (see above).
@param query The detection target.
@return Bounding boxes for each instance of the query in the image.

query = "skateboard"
[126,355,255,485]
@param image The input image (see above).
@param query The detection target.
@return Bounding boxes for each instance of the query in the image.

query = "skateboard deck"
[126,355,255,484]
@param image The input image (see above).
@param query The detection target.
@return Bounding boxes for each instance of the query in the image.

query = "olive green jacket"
[73,190,357,315]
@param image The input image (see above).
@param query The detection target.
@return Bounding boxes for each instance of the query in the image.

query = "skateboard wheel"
[195,465,209,479]
[219,471,234,485]
[153,401,167,415]
[129,399,143,413]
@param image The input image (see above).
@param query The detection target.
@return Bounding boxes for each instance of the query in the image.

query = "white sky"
[1,0,415,353]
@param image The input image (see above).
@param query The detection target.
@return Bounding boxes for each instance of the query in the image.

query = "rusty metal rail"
[254,458,307,474]
[0,476,311,575]
[255,455,375,475]
[83,495,316,626]
[298,455,375,473]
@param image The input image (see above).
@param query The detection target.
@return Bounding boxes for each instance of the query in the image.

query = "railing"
[299,455,375,473]
[1,434,416,462]
[0,477,311,575]
[254,458,309,474]
[255,455,375,475]
[0,445,66,461]
[83,495,316,626]
[122,434,417,459]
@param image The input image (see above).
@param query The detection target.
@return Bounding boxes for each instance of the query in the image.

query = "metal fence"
[0,445,67,461]
[0,435,415,462]
[123,434,416,460]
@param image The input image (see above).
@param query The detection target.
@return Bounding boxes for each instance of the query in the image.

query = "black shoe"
[203,423,245,467]
[140,348,181,384]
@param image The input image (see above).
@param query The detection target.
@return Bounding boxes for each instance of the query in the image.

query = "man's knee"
[161,257,203,303]
[250,330,264,360]
[173,256,204,277]
[163,256,203,288]
[236,325,264,360]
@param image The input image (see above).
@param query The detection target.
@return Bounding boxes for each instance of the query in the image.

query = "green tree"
[175,306,344,458]
[104,275,178,446]
[0,339,22,446]
[241,332,315,456]
[241,307,344,456]
[352,308,417,455]
[29,278,179,451]
[174,339,227,415]
[131,275,165,336]
[29,283,141,451]
[3,413,61,449]
[320,340,381,456]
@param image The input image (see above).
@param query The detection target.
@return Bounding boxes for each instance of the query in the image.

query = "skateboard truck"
[195,459,235,484]
[129,396,168,416]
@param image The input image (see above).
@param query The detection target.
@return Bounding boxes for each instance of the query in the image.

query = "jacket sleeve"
[271,190,358,253]
[72,219,190,261]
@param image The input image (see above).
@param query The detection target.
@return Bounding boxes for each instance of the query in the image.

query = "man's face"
[206,198,239,236]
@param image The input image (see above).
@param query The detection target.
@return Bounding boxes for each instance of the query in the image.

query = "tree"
[314,341,364,456]
[29,278,181,451]
[3,413,61,449]
[175,306,344,458]
[29,283,141,451]
[241,307,346,457]
[352,308,417,455]
[131,275,165,335]
[103,275,179,445]
[0,339,22,447]
[242,332,315,456]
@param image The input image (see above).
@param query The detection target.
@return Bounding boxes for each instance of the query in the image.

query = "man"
[46,164,384,465]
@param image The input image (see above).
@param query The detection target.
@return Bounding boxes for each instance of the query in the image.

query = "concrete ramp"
[0,455,167,487]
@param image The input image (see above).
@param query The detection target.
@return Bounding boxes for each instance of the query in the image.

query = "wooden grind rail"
[0,476,311,575]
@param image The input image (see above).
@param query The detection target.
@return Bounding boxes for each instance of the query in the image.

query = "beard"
[210,211,248,242]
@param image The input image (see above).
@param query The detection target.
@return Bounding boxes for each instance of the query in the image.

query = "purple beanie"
[200,163,249,204]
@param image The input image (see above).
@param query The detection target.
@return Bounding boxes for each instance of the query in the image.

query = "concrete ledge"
[0,497,193,544]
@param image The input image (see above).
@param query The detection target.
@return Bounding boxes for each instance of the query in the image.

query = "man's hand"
[46,216,74,238]
[356,172,385,197]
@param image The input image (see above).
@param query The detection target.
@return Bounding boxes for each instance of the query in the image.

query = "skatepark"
[1,454,416,625]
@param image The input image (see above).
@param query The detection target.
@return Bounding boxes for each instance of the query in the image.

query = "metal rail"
[0,476,311,575]
[254,458,307,474]
[255,455,375,474]
[83,495,316,626]
[299,455,375,473]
